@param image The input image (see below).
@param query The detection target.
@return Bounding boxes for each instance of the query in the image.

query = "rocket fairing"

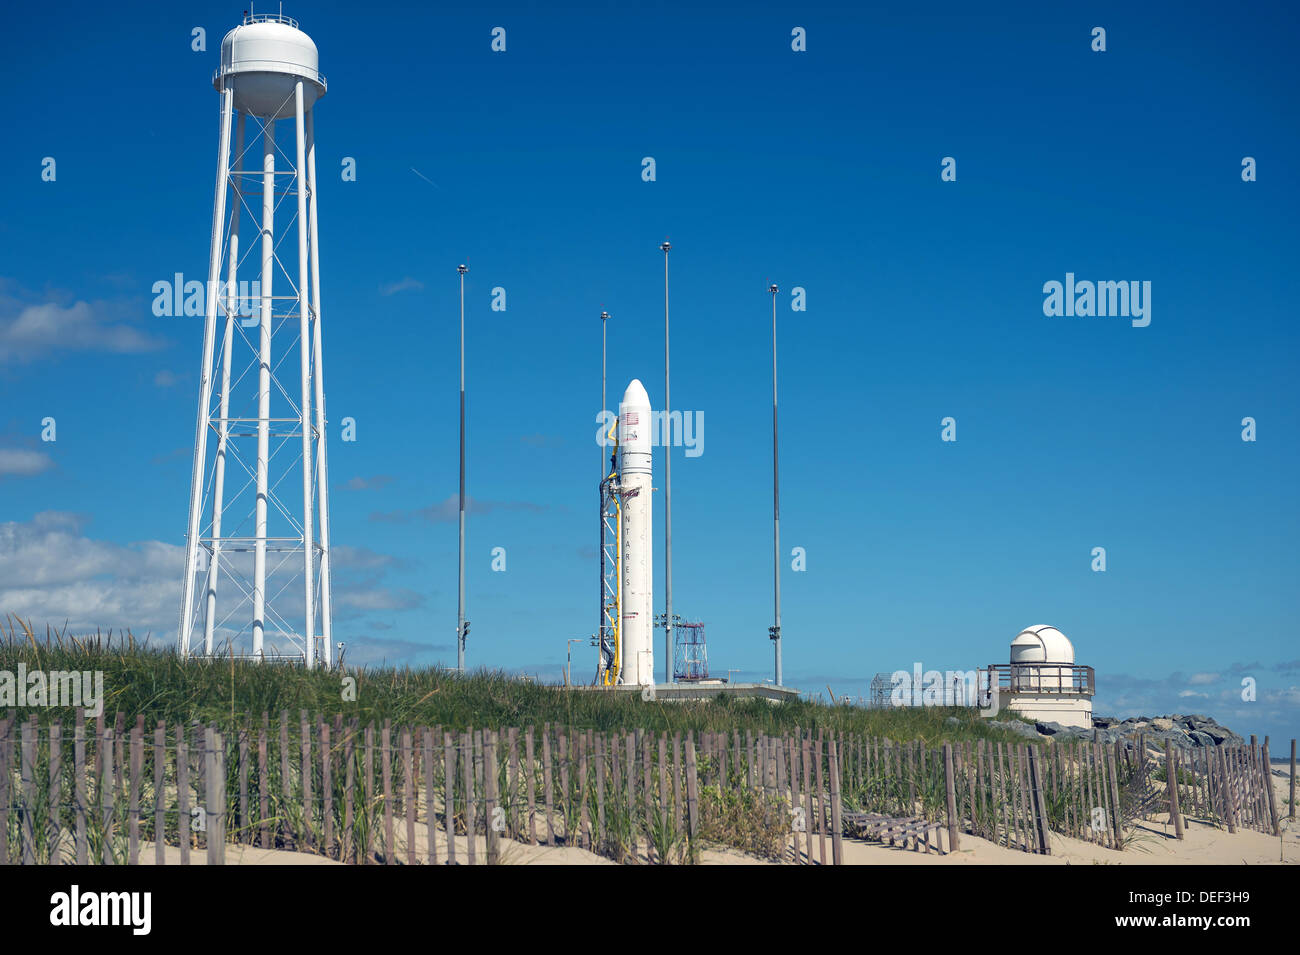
[618,379,655,686]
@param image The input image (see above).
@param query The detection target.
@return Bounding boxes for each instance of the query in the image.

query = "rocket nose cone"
[622,378,651,408]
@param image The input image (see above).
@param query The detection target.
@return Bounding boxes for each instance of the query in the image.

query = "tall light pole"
[457,263,468,672]
[601,310,610,475]
[768,283,783,687]
[660,240,673,684]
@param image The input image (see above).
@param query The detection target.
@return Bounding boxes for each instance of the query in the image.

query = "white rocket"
[618,379,655,686]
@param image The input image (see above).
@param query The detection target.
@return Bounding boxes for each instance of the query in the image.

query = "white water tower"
[178,11,334,666]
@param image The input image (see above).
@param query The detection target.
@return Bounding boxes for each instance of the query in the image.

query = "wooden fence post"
[0,717,11,866]
[75,712,88,865]
[1216,745,1237,833]
[381,722,394,864]
[787,736,801,864]
[176,724,190,865]
[206,728,225,865]
[624,732,636,859]
[508,728,520,840]
[1105,745,1122,848]
[152,721,164,865]
[942,743,961,853]
[595,733,606,851]
[403,727,416,865]
[542,727,554,847]
[443,733,457,864]
[1089,744,1105,847]
[965,741,977,836]
[801,736,812,865]
[526,727,538,846]
[1290,739,1296,820]
[673,733,684,839]
[685,735,699,844]
[21,718,36,864]
[322,723,334,859]
[828,739,843,865]
[300,712,313,851]
[816,736,828,864]
[258,715,270,850]
[485,731,500,864]
[237,729,248,845]
[1165,742,1183,839]
[279,712,291,847]
[49,720,62,863]
[658,734,669,858]
[422,728,436,865]
[559,732,571,848]
[192,720,204,854]
[1007,744,1023,849]
[579,732,591,850]
[1026,746,1051,855]
[462,731,476,865]
[129,724,142,865]
[1261,740,1280,836]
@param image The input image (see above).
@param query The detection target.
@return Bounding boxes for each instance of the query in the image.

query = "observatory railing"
[984,663,1095,696]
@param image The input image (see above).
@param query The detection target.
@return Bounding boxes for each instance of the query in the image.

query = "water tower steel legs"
[203,112,245,657]
[306,107,333,666]
[294,80,317,669]
[252,117,275,660]
[179,85,234,657]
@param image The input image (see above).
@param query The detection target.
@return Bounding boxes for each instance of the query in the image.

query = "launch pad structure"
[672,620,709,682]
[570,682,800,704]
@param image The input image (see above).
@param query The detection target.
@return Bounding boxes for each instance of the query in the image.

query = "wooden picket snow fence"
[0,712,1287,865]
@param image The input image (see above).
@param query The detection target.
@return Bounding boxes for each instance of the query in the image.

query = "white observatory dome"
[1010,625,1075,664]
[214,14,326,119]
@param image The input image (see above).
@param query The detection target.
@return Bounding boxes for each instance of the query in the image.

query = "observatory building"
[980,625,1095,728]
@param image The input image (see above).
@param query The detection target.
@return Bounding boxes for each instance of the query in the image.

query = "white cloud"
[0,296,164,362]
[331,544,397,571]
[1261,686,1300,706]
[341,474,394,491]
[0,513,423,651]
[0,511,182,637]
[379,277,424,296]
[0,448,54,476]
[1187,672,1219,685]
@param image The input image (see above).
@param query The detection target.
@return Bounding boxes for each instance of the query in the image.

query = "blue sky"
[0,1,1297,742]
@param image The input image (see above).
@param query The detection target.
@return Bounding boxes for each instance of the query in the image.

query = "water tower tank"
[214,14,326,119]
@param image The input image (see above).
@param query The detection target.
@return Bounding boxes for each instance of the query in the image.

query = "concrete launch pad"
[567,682,800,704]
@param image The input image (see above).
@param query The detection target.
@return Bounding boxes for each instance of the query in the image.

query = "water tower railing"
[244,12,300,28]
